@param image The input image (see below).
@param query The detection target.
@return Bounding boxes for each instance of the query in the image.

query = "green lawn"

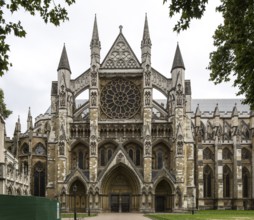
[145,210,254,220]
[61,213,96,218]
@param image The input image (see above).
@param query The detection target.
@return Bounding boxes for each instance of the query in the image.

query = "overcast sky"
[0,0,242,136]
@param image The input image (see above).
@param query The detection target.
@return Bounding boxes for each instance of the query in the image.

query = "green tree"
[0,0,76,118]
[0,89,12,119]
[164,0,254,109]
[0,0,76,77]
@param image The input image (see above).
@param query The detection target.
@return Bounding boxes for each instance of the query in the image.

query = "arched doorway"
[101,164,140,212]
[155,179,173,212]
[69,180,87,212]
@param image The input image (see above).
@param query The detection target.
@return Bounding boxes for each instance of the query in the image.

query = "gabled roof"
[101,28,141,69]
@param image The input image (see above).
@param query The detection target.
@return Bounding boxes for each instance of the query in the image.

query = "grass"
[61,213,96,218]
[145,210,254,220]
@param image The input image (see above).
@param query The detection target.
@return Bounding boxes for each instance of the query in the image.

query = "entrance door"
[121,195,130,212]
[155,180,173,212]
[111,195,119,212]
[155,196,165,212]
[111,194,130,212]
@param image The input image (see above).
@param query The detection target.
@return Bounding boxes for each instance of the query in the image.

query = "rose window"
[101,78,141,119]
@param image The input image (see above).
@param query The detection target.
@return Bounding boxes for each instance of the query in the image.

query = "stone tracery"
[101,78,141,119]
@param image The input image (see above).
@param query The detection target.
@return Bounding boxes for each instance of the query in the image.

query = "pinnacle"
[92,14,99,41]
[141,14,151,47]
[90,14,101,49]
[195,104,201,116]
[57,44,71,73]
[214,103,220,117]
[232,103,238,116]
[171,43,185,72]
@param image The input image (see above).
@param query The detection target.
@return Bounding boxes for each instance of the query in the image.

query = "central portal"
[101,164,140,212]
[110,174,131,212]
[111,194,130,212]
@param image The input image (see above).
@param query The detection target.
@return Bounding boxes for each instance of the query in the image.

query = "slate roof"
[191,99,249,113]
[44,99,250,115]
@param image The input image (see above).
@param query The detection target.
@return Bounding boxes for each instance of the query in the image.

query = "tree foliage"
[0,89,12,119]
[0,0,76,77]
[0,0,76,118]
[164,0,254,109]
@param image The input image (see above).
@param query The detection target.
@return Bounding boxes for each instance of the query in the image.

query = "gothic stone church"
[3,16,254,212]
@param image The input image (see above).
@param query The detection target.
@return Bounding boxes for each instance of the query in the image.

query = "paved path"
[91,213,150,220]
[63,213,150,220]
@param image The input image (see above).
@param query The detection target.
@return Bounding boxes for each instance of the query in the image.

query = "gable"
[101,33,141,69]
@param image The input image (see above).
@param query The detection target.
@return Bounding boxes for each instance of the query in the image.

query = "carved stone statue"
[60,85,66,107]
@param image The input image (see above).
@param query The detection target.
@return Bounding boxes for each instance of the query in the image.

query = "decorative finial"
[119,25,123,33]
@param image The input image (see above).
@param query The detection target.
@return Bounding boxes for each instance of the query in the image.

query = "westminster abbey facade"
[1,16,254,212]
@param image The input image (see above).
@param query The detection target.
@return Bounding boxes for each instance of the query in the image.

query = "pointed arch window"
[223,148,232,160]
[242,148,251,160]
[108,149,112,161]
[242,167,250,198]
[136,149,141,166]
[203,148,213,160]
[34,162,45,197]
[223,166,231,198]
[203,165,212,197]
[129,149,134,161]
[78,151,84,169]
[100,148,105,166]
[157,151,163,169]
[23,161,28,175]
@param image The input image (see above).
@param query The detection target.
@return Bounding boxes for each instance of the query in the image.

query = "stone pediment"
[101,32,141,69]
[97,147,143,183]
[64,168,89,183]
[152,168,176,184]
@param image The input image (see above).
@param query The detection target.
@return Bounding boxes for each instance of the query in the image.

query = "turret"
[89,15,100,182]
[171,43,185,90]
[27,107,33,131]
[141,14,153,185]
[57,44,71,109]
[90,14,101,67]
[141,14,152,65]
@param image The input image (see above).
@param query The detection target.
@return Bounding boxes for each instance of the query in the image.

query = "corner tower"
[89,15,101,182]
[141,14,153,184]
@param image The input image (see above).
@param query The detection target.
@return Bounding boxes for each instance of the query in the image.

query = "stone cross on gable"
[119,25,123,33]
